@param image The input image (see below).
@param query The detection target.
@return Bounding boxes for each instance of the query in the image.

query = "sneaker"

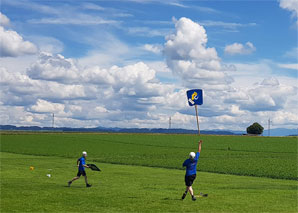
[86,184,92,187]
[181,193,187,200]
[192,196,196,201]
[68,181,72,187]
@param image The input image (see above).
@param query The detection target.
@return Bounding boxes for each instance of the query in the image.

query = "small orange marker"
[30,166,34,171]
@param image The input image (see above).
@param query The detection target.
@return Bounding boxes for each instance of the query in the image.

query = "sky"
[0,0,297,131]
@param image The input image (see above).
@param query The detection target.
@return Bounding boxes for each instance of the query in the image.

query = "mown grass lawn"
[1,152,297,212]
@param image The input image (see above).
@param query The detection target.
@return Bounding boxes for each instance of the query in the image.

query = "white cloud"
[27,52,80,83]
[0,26,38,57]
[280,0,298,25]
[0,12,10,26]
[229,77,296,112]
[278,63,298,70]
[224,42,256,55]
[143,44,162,54]
[199,20,256,30]
[0,66,88,107]
[29,16,118,25]
[30,99,65,114]
[82,3,105,11]
[164,17,234,87]
[1,51,177,127]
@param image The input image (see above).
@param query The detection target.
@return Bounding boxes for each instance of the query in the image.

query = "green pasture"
[1,152,297,212]
[1,133,297,179]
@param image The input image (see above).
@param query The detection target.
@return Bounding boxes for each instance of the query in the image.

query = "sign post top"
[187,89,203,106]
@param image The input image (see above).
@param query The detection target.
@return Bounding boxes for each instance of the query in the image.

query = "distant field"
[1,132,297,180]
[1,152,297,212]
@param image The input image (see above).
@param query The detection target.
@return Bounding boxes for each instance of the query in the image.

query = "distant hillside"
[1,125,296,136]
[0,125,236,135]
[263,128,298,137]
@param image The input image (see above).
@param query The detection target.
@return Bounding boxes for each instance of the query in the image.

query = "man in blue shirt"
[182,140,203,201]
[68,151,92,187]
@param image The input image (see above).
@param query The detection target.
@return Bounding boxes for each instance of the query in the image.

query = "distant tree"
[246,122,264,135]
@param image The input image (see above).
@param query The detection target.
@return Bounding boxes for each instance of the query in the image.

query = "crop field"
[1,132,297,179]
[1,132,297,212]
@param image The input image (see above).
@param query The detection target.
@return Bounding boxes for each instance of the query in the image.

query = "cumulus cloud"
[164,17,234,87]
[28,52,173,99]
[280,0,298,25]
[1,51,177,127]
[27,52,80,83]
[228,77,296,112]
[0,65,88,107]
[0,26,38,57]
[0,12,10,26]
[30,99,65,114]
[224,42,256,55]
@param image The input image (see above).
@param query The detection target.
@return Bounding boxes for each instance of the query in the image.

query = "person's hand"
[199,140,203,143]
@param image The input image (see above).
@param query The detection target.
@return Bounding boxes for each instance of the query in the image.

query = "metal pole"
[195,105,200,135]
[268,118,269,136]
[52,113,54,130]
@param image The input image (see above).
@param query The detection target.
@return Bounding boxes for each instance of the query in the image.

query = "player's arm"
[82,159,89,168]
[198,140,203,153]
[77,159,80,167]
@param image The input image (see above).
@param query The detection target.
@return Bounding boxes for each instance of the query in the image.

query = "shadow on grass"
[162,197,181,201]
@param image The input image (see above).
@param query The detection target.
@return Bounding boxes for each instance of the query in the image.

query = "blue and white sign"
[186,89,203,106]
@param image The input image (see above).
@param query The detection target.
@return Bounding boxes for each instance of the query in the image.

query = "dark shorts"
[185,174,196,186]
[77,170,86,177]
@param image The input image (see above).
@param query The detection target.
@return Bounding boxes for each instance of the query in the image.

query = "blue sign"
[187,89,203,106]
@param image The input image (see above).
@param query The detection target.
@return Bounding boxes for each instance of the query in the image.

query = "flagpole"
[195,105,200,135]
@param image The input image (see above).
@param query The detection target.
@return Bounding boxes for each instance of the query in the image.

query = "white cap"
[82,151,87,156]
[189,152,195,159]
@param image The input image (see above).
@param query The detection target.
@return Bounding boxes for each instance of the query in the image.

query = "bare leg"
[84,176,88,185]
[188,186,196,201]
[188,186,194,196]
[68,176,79,186]
[71,176,80,182]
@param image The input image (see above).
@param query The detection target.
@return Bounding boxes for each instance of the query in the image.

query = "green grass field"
[1,132,298,212]
[1,133,297,179]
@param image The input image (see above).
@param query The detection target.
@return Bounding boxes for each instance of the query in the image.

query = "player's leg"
[189,186,196,201]
[188,186,194,196]
[182,175,190,200]
[83,171,92,187]
[68,171,81,186]
[182,186,188,200]
[188,175,197,201]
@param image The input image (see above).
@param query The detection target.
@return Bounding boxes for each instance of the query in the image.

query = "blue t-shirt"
[183,152,200,176]
[78,157,86,171]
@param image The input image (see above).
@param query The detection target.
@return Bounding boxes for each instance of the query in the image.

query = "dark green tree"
[246,122,264,135]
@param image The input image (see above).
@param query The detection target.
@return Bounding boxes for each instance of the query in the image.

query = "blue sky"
[0,0,297,131]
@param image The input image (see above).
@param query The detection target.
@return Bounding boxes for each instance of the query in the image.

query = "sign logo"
[187,89,203,106]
